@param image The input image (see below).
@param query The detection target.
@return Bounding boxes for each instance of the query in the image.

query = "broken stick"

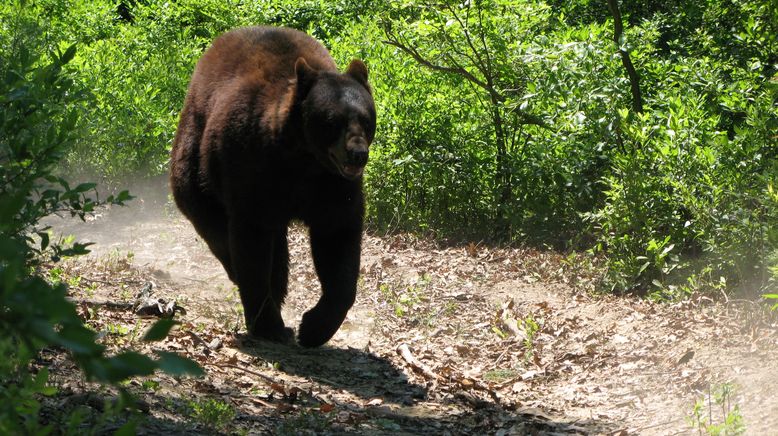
[396,343,440,381]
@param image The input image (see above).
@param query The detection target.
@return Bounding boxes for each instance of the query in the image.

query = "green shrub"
[3,0,775,298]
[587,60,777,296]
[0,5,202,431]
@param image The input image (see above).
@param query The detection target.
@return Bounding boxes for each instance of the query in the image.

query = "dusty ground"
[40,189,778,435]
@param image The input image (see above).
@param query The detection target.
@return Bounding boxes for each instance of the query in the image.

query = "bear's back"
[188,26,337,109]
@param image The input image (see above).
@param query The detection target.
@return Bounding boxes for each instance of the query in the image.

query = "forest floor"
[39,187,778,435]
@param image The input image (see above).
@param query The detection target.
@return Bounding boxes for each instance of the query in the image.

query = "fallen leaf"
[367,398,383,406]
[612,334,629,344]
[675,350,694,366]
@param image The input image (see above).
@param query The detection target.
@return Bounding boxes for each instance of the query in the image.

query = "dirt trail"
[46,192,778,435]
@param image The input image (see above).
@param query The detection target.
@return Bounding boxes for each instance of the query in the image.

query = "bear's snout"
[346,148,368,167]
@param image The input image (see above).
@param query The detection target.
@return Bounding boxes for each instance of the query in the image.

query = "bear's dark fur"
[170,26,375,347]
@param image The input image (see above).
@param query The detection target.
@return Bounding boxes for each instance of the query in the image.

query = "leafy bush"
[585,15,778,295]
[0,5,201,431]
[3,0,775,298]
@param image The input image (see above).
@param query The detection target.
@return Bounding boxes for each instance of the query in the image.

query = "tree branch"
[437,22,487,81]
[475,1,495,82]
[382,35,490,90]
[607,0,643,113]
[443,2,491,84]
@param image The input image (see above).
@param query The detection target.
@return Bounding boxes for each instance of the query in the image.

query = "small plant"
[443,301,459,316]
[101,250,135,273]
[764,189,778,303]
[688,382,746,435]
[491,325,508,340]
[763,293,778,311]
[141,380,160,392]
[483,368,519,383]
[105,323,130,336]
[379,274,431,320]
[492,305,542,358]
[48,266,65,285]
[520,314,540,360]
[189,398,236,432]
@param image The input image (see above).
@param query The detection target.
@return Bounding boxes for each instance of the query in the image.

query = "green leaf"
[57,178,70,191]
[116,190,134,203]
[61,44,77,64]
[142,318,178,342]
[115,421,138,436]
[102,352,158,381]
[55,324,102,355]
[33,368,58,396]
[155,351,204,377]
[73,182,97,193]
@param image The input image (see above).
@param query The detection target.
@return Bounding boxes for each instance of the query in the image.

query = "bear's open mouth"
[341,164,364,179]
[328,150,364,180]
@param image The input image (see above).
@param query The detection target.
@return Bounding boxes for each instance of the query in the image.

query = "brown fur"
[170,26,376,347]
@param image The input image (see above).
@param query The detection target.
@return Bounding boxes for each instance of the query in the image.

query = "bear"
[170,26,376,347]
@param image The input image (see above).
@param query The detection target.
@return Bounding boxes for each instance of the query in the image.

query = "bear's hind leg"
[229,221,293,343]
[172,176,235,281]
[251,229,292,342]
[193,207,234,281]
[269,228,290,308]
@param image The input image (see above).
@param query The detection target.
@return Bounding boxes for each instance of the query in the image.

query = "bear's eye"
[358,114,375,141]
[328,113,347,128]
[318,115,344,144]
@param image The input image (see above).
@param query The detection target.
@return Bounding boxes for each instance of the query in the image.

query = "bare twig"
[187,331,211,349]
[397,343,440,381]
[475,1,494,75]
[67,298,135,310]
[211,362,278,386]
[80,276,145,285]
[492,347,509,368]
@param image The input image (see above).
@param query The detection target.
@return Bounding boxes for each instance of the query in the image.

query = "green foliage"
[2,0,775,297]
[378,0,560,238]
[187,397,236,431]
[764,295,778,310]
[0,5,202,431]
[586,35,778,295]
[482,368,519,382]
[142,318,178,342]
[688,382,746,435]
[379,274,433,324]
[374,1,776,295]
[520,313,540,359]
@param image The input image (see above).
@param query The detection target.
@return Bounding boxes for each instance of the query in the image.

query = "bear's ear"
[346,59,370,91]
[295,57,317,99]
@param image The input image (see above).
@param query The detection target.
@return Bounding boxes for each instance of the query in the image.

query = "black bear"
[170,26,375,347]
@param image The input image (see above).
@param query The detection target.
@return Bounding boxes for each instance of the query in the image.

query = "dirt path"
[45,195,778,435]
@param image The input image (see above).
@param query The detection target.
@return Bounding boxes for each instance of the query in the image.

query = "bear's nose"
[346,149,368,167]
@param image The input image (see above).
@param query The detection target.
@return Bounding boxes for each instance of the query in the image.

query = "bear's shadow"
[235,336,619,433]
[236,335,428,406]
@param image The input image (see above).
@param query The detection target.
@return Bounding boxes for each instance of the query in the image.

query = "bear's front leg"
[228,217,293,343]
[298,224,361,347]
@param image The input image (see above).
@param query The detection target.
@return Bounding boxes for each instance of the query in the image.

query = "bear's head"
[295,58,376,180]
